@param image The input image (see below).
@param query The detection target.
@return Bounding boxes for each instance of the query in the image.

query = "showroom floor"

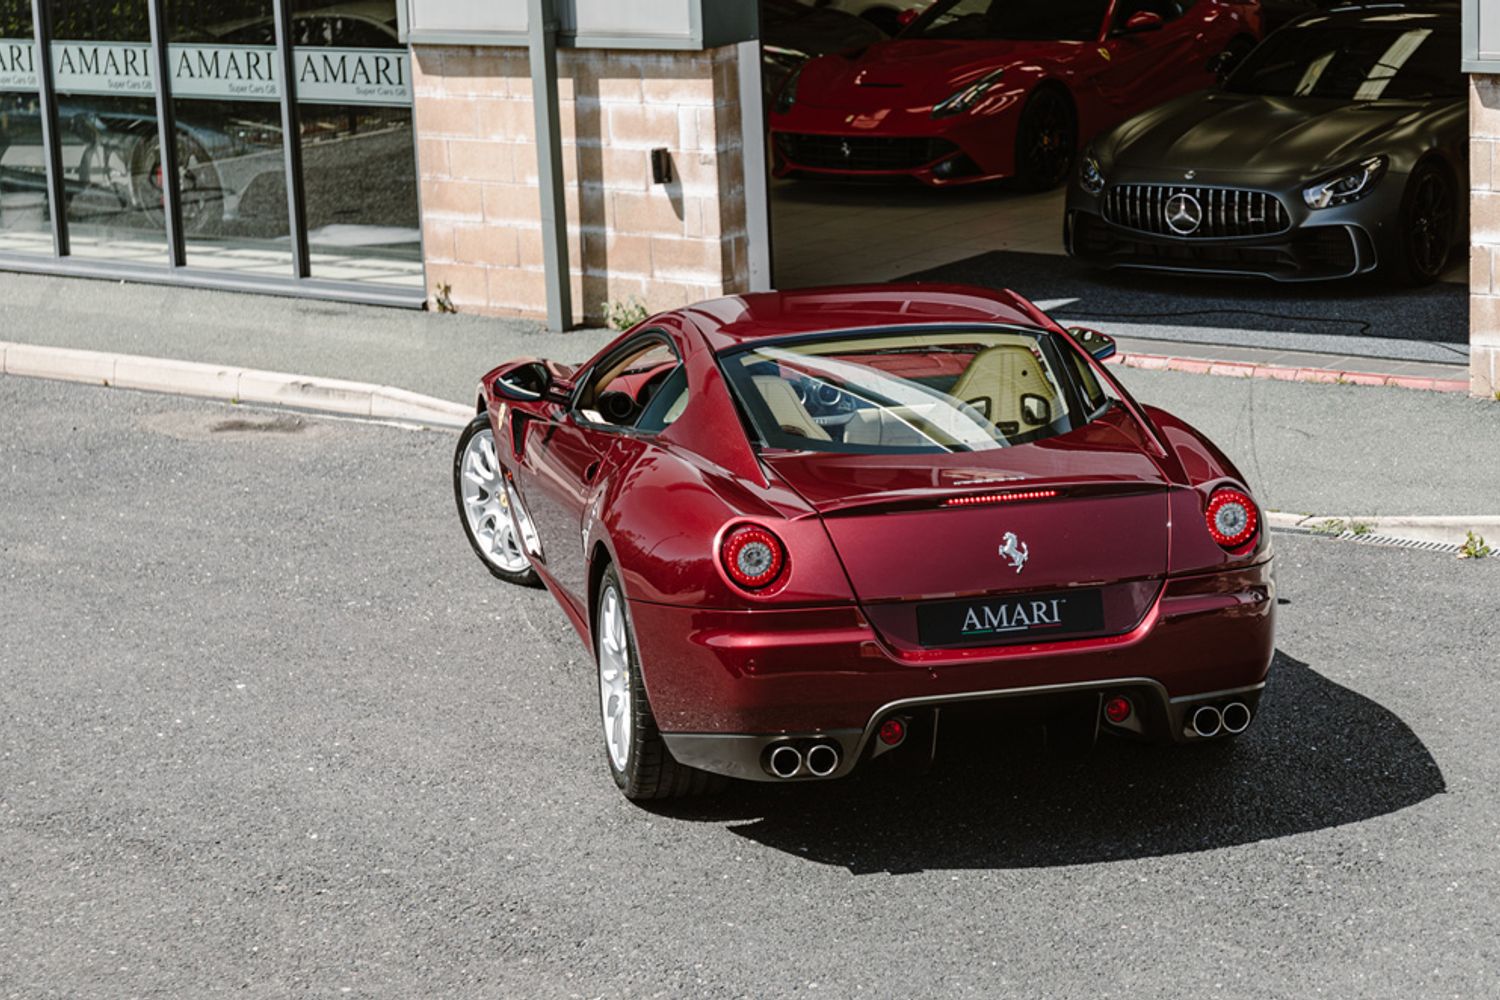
[771,179,1068,287]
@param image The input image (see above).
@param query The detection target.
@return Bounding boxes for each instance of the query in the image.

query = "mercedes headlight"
[1303,156,1387,210]
[774,62,804,115]
[1079,153,1106,196]
[932,68,1005,119]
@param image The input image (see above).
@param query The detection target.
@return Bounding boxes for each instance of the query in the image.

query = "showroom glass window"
[0,0,420,297]
[291,1,420,288]
[0,1,49,254]
[166,0,292,274]
[45,0,168,262]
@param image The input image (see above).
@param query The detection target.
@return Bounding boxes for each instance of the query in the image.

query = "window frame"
[568,329,686,436]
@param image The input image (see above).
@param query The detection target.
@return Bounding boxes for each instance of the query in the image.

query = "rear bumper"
[634,562,1275,778]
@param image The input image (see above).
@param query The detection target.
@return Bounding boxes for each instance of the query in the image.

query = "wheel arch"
[586,539,616,655]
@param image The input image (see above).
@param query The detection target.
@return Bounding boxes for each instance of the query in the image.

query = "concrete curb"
[0,341,473,429]
[1104,351,1468,393]
[1266,512,1500,547]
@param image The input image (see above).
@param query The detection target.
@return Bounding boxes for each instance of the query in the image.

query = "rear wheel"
[1013,87,1076,192]
[1386,160,1456,286]
[453,413,541,587]
[596,565,725,800]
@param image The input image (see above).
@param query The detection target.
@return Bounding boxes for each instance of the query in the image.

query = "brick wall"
[1471,76,1500,397]
[411,44,749,325]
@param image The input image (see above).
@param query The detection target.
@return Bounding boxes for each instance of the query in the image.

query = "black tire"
[1013,87,1077,192]
[132,132,224,236]
[1386,160,1457,287]
[595,564,726,800]
[452,413,542,587]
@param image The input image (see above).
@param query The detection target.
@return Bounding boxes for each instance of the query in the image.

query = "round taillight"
[1104,696,1133,724]
[879,718,906,746]
[720,524,786,590]
[1205,488,1258,549]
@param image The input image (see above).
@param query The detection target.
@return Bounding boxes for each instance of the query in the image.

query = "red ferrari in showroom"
[770,0,1262,189]
[453,286,1275,800]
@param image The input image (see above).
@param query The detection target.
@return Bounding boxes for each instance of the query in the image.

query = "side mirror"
[1207,47,1245,84]
[897,6,922,28]
[1067,327,1117,361]
[494,361,568,404]
[1121,10,1164,33]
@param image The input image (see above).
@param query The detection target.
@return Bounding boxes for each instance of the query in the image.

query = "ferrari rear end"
[639,322,1274,782]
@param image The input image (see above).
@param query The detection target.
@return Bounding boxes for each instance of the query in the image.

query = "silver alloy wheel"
[459,427,530,574]
[598,583,633,771]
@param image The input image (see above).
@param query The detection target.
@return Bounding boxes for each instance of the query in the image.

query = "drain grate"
[1270,525,1494,558]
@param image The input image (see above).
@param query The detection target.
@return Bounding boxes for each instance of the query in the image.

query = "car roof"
[680,284,1055,352]
[1293,2,1458,25]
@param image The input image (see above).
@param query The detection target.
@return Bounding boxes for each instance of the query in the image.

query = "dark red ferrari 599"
[454,286,1275,800]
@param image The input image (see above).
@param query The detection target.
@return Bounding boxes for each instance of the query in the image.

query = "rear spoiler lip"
[805,480,1173,519]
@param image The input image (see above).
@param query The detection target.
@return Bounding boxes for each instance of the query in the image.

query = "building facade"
[0,0,1495,396]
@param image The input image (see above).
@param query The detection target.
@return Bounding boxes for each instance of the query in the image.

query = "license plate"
[916,589,1106,648]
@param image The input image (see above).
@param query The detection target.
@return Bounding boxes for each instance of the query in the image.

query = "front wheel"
[596,565,725,800]
[1012,87,1076,192]
[1386,160,1456,286]
[453,413,541,587]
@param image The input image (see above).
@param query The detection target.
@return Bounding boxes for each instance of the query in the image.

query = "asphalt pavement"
[1116,368,1500,517]
[3,377,1498,998]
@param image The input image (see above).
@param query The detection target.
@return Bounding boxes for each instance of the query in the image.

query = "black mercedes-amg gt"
[1065,2,1464,284]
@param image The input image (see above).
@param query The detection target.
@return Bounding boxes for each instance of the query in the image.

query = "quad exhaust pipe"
[764,740,842,779]
[1191,705,1222,739]
[1190,701,1253,739]
[767,744,802,779]
[805,742,840,777]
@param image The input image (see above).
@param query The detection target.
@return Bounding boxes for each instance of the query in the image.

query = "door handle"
[583,461,601,484]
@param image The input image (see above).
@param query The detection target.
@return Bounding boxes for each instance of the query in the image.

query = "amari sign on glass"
[0,40,410,105]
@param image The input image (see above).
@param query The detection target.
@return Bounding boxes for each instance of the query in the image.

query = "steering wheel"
[636,366,674,409]
[596,390,639,426]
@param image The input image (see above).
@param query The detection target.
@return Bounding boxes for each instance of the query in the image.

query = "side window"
[1114,0,1181,27]
[576,339,683,430]
[636,366,690,433]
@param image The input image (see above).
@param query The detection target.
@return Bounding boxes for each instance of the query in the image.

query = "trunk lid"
[762,413,1171,644]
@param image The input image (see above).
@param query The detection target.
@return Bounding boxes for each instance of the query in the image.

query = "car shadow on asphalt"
[647,652,1446,874]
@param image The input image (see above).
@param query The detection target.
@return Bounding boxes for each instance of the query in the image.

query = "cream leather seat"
[843,409,932,448]
[947,346,1057,432]
[752,376,831,441]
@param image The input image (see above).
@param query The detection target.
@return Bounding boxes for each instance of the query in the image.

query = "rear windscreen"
[719,327,1102,453]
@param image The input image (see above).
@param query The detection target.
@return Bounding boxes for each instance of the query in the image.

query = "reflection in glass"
[0,2,52,254]
[47,0,165,263]
[294,1,422,288]
[168,1,290,275]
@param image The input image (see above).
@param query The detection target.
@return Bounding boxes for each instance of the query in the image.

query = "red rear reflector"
[878,718,906,746]
[943,489,1059,508]
[1104,696,1133,724]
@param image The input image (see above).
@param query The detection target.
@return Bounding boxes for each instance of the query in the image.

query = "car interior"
[576,340,689,431]
[729,332,1074,452]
